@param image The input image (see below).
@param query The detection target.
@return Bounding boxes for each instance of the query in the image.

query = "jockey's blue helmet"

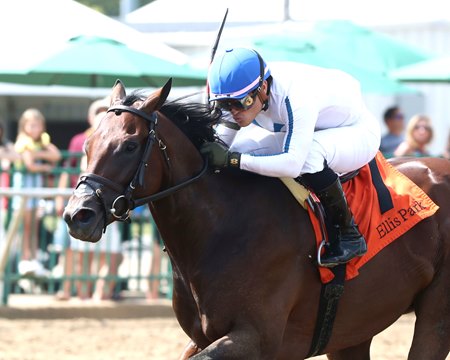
[208,48,271,101]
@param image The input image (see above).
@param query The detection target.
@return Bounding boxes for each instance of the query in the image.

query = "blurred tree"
[76,0,154,17]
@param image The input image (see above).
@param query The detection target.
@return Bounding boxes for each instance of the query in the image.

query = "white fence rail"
[0,187,170,305]
[0,188,73,276]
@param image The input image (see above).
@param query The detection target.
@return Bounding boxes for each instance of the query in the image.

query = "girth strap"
[306,195,346,357]
[307,264,345,357]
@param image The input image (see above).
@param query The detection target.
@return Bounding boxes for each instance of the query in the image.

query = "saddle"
[281,151,439,283]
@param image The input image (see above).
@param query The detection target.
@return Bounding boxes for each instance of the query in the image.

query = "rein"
[74,104,208,228]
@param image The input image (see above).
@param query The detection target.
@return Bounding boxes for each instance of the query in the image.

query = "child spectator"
[13,108,61,277]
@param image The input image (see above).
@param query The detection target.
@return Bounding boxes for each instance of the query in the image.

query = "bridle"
[73,104,208,229]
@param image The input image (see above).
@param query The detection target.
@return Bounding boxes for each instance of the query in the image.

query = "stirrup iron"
[317,240,334,267]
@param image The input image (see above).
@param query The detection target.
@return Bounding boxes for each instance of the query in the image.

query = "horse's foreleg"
[326,339,372,360]
[178,340,201,360]
[188,328,268,360]
[408,258,450,360]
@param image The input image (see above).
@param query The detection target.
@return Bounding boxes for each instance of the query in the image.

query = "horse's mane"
[123,92,222,148]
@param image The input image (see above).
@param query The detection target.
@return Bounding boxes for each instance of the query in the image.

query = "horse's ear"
[157,78,172,108]
[110,79,126,105]
[139,78,172,113]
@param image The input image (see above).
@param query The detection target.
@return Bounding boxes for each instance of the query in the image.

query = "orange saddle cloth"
[309,152,439,283]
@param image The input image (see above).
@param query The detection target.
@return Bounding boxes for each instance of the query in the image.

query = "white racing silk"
[216,62,381,177]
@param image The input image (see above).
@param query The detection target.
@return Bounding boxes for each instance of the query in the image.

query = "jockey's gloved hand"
[200,142,241,168]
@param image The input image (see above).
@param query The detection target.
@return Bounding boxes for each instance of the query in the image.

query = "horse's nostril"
[73,209,95,224]
[63,210,72,225]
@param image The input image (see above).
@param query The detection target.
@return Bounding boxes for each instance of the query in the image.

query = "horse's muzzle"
[63,204,103,243]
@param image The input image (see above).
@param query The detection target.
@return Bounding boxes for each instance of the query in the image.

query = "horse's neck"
[154,168,278,271]
[148,117,216,261]
[150,173,226,263]
[158,114,203,185]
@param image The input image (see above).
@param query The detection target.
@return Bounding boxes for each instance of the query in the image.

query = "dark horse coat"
[64,80,450,359]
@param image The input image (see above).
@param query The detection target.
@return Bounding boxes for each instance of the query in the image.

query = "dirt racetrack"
[0,313,449,359]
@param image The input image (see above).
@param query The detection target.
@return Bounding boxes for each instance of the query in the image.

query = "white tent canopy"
[289,0,448,27]
[125,0,449,29]
[125,0,287,31]
[1,0,188,74]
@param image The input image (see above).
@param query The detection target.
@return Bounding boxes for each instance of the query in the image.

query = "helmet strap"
[253,50,269,111]
[257,88,269,111]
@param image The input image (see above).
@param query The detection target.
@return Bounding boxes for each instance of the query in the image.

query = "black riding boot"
[301,167,367,267]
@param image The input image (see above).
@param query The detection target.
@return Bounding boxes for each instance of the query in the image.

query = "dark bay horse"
[64,79,450,359]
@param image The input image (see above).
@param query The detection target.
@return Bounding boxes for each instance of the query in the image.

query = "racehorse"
[64,79,450,359]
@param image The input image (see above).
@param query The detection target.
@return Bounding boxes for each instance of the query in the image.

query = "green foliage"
[75,0,154,17]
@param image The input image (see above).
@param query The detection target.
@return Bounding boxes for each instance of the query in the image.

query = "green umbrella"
[309,21,429,74]
[254,41,414,94]
[254,20,430,94]
[390,56,450,82]
[0,36,206,88]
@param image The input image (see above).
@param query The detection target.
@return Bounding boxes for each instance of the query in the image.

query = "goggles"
[215,90,259,111]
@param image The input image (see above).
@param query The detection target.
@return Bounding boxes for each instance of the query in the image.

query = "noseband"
[73,104,208,230]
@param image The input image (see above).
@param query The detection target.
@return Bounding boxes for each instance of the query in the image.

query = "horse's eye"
[124,142,138,152]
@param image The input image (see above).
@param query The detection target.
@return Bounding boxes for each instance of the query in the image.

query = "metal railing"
[0,152,171,305]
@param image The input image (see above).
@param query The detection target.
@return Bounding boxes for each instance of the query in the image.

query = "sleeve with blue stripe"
[240,96,318,178]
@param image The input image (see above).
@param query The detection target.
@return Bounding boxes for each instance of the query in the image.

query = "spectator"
[56,99,123,301]
[147,216,166,300]
[379,106,405,156]
[55,98,107,300]
[55,97,109,218]
[0,122,20,190]
[0,122,20,164]
[394,114,433,157]
[13,108,61,277]
[443,130,450,160]
[76,221,123,301]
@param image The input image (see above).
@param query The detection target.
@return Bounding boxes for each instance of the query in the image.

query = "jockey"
[200,48,381,267]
